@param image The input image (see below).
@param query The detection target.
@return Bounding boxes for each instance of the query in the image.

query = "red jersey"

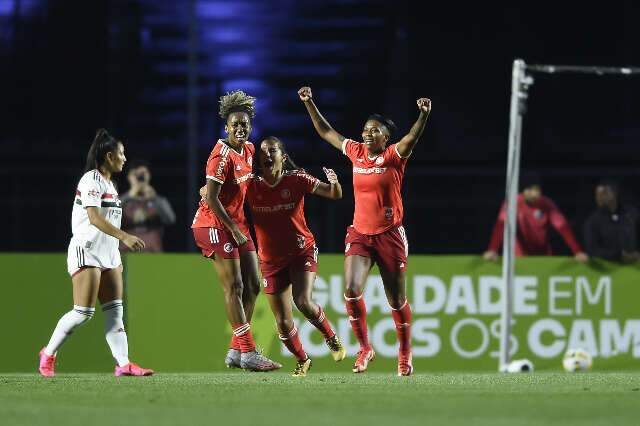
[192,139,254,235]
[246,170,320,263]
[488,194,583,255]
[342,139,409,235]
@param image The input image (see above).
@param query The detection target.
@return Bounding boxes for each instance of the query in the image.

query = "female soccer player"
[192,90,281,371]
[298,86,432,376]
[247,136,346,376]
[38,129,153,377]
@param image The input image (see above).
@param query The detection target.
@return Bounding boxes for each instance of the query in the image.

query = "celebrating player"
[299,86,431,376]
[248,136,346,376]
[192,91,281,371]
[38,129,153,377]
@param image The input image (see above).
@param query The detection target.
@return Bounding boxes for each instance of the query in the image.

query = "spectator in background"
[483,174,588,262]
[584,180,639,263]
[120,161,176,252]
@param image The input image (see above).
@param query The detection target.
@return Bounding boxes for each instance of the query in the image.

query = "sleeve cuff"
[206,175,224,184]
[341,139,349,155]
[394,144,411,159]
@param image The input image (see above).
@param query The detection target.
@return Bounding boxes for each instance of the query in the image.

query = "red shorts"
[260,245,318,294]
[344,224,408,273]
[192,227,256,259]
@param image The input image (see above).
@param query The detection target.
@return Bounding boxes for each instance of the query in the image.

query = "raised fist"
[298,87,313,102]
[417,98,432,114]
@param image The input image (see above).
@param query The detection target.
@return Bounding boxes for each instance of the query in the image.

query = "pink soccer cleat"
[352,347,376,373]
[397,351,413,376]
[38,347,56,377]
[114,362,154,377]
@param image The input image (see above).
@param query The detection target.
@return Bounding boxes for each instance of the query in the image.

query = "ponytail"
[84,128,120,172]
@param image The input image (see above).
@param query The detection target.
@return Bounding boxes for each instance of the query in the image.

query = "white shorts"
[67,242,122,277]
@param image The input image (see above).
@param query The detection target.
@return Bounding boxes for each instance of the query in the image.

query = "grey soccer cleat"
[225,348,241,369]
[240,350,282,372]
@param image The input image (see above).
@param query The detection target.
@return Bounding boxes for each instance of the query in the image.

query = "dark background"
[1,0,639,254]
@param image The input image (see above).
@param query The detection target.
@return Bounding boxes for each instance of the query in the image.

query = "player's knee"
[276,318,295,335]
[388,297,406,310]
[224,277,244,298]
[245,277,260,297]
[72,306,95,325]
[293,295,312,313]
[344,286,363,299]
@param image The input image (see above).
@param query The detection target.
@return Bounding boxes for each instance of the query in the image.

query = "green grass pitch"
[1,372,639,426]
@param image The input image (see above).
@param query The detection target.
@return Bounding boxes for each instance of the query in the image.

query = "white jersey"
[71,169,122,254]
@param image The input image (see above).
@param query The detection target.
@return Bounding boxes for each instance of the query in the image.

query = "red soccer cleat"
[38,347,56,377]
[397,351,413,376]
[352,347,375,373]
[114,362,154,377]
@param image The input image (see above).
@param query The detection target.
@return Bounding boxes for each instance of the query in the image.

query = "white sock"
[102,299,129,367]
[44,306,95,356]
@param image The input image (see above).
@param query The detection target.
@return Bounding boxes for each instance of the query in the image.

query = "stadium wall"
[2,254,639,373]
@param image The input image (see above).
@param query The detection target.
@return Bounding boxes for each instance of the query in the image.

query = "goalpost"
[498,59,640,372]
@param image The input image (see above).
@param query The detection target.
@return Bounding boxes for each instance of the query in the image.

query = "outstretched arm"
[396,98,432,158]
[298,86,345,151]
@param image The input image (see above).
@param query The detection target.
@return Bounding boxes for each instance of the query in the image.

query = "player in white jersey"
[38,129,153,377]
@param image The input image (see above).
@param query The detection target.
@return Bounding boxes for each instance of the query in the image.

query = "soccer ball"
[562,348,592,372]
[505,359,534,373]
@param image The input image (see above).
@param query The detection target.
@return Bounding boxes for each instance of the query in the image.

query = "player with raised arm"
[38,129,153,377]
[192,91,281,371]
[298,86,431,376]
[248,136,346,376]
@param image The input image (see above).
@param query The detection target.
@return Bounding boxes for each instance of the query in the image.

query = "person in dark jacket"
[584,180,639,263]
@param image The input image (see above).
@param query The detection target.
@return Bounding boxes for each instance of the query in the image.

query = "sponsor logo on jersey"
[233,173,252,184]
[215,156,227,178]
[353,166,387,174]
[252,202,296,213]
[223,243,234,253]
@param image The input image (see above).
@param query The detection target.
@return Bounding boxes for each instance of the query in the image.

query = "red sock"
[307,306,335,339]
[391,302,412,353]
[279,327,307,362]
[232,323,256,353]
[230,334,241,351]
[345,294,370,349]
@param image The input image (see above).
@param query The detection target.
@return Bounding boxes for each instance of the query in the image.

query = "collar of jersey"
[218,139,244,156]
[259,173,285,188]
